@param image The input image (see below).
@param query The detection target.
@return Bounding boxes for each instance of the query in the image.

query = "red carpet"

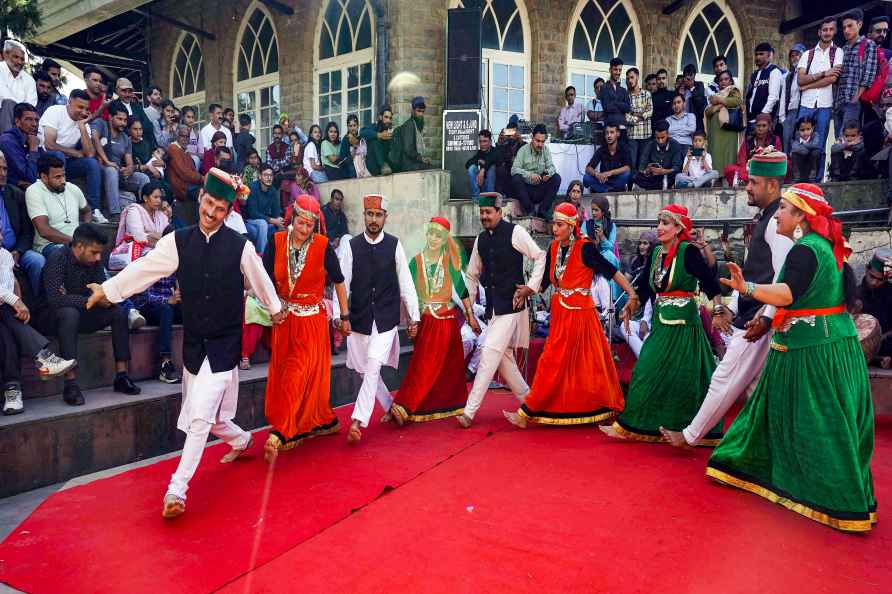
[1,395,890,594]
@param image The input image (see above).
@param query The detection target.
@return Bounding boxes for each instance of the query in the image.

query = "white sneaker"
[3,386,24,415]
[34,349,76,379]
[92,209,109,224]
[128,308,146,330]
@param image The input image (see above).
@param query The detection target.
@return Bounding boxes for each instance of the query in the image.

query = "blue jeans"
[797,106,832,183]
[46,150,102,211]
[309,170,328,184]
[583,170,632,193]
[467,165,496,198]
[142,301,182,357]
[245,218,269,255]
[834,102,862,141]
[20,249,46,297]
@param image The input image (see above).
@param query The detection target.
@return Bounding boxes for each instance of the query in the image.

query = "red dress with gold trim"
[520,237,624,424]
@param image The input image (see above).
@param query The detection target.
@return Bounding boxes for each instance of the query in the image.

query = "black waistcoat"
[174,225,247,374]
[478,219,525,317]
[349,233,400,335]
[746,64,780,121]
[734,199,781,329]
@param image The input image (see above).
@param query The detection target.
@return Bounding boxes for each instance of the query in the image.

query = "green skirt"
[612,308,720,443]
[706,336,877,532]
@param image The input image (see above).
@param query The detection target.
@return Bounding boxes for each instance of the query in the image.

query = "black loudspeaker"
[446,8,482,109]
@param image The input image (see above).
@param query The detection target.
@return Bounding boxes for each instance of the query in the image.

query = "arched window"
[170,32,206,126]
[567,0,641,111]
[316,0,375,131]
[452,0,530,133]
[234,4,280,152]
[678,0,743,86]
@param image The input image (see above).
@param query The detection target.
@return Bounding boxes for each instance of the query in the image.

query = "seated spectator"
[112,78,156,150]
[360,105,395,175]
[155,99,178,149]
[0,102,41,190]
[856,249,892,368]
[625,230,657,281]
[830,121,870,181]
[303,125,328,183]
[81,67,111,125]
[280,114,308,145]
[583,195,618,260]
[389,96,432,172]
[198,104,232,154]
[288,167,321,205]
[465,129,500,199]
[114,182,169,250]
[0,40,37,133]
[339,114,371,178]
[233,114,255,172]
[0,239,75,415]
[34,72,57,118]
[39,89,105,222]
[586,78,606,124]
[39,59,67,109]
[24,154,91,293]
[94,101,151,218]
[0,150,40,300]
[166,124,203,205]
[675,131,720,188]
[179,106,202,169]
[789,116,822,182]
[667,94,696,151]
[33,223,140,406]
[222,107,236,135]
[201,131,229,175]
[265,124,291,175]
[583,123,632,193]
[495,118,525,196]
[244,164,283,255]
[239,148,259,184]
[321,188,349,249]
[633,120,684,190]
[321,121,355,180]
[510,124,561,217]
[619,297,653,359]
[127,117,161,182]
[723,113,781,186]
[558,180,588,222]
[558,85,585,137]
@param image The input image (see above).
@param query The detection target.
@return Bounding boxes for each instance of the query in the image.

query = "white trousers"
[349,325,398,427]
[683,327,772,445]
[167,359,250,499]
[463,313,529,419]
[620,320,650,358]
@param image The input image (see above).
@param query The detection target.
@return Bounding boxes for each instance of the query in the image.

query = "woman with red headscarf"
[503,203,638,428]
[707,183,875,532]
[601,203,723,443]
[261,195,350,463]
[390,217,479,424]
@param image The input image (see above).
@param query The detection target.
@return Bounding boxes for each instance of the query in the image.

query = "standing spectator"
[870,16,892,59]
[625,67,652,170]
[38,90,105,223]
[198,104,232,154]
[651,69,675,126]
[510,124,561,217]
[586,77,605,123]
[33,223,139,406]
[583,124,632,193]
[644,73,658,95]
[679,64,708,131]
[789,116,822,182]
[265,124,291,175]
[233,114,255,171]
[633,120,683,190]
[81,67,110,124]
[744,43,783,131]
[0,150,39,296]
[558,86,585,137]
[243,164,283,255]
[359,105,394,175]
[321,121,354,180]
[465,129,500,199]
[339,113,371,178]
[0,40,37,133]
[179,106,202,168]
[836,9,878,135]
[707,55,728,96]
[675,131,720,188]
[34,72,57,118]
[797,17,842,182]
[390,96,432,172]
[779,44,807,154]
[303,124,327,183]
[830,121,869,180]
[143,86,164,141]
[113,78,157,150]
[667,94,697,151]
[723,113,782,185]
[167,125,203,204]
[321,188,349,249]
[705,70,743,176]
[0,102,41,190]
[600,58,631,137]
[39,59,67,108]
[222,108,236,135]
[94,101,151,218]
[495,118,525,196]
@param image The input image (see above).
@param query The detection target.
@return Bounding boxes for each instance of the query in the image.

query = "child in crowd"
[675,131,720,188]
[789,116,822,182]
[146,147,167,179]
[830,121,870,181]
[241,149,260,184]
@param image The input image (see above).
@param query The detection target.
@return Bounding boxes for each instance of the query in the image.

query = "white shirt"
[778,70,801,121]
[682,152,714,178]
[465,224,547,307]
[224,210,247,235]
[797,44,843,109]
[303,141,320,171]
[333,232,420,323]
[198,122,233,153]
[0,248,19,306]
[747,65,784,116]
[38,104,93,149]
[0,61,37,105]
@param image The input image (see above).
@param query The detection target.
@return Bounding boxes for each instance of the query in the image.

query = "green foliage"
[0,0,42,45]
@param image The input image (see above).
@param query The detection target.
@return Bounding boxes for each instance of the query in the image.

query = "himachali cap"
[203,167,248,204]
[869,247,892,274]
[363,194,388,211]
[748,147,788,178]
[478,192,503,208]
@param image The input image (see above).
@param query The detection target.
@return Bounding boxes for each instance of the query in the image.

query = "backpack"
[804,46,838,76]
[858,38,888,104]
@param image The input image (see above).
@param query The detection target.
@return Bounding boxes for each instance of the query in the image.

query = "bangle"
[744,281,756,297]
[713,304,725,315]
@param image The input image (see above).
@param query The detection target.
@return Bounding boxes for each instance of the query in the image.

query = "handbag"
[108,236,147,271]
[722,107,745,132]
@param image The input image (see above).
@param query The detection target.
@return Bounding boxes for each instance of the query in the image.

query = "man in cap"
[856,248,892,368]
[336,194,420,444]
[744,42,784,133]
[779,43,808,153]
[114,77,157,149]
[85,167,283,519]
[457,191,546,428]
[389,96,432,172]
[662,150,795,448]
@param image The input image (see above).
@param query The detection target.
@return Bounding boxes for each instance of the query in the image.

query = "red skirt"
[520,296,624,424]
[264,309,339,444]
[392,311,467,422]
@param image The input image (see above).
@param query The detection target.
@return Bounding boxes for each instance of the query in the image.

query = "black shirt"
[652,88,676,125]
[465,145,503,170]
[859,277,892,332]
[588,143,632,173]
[321,203,349,242]
[541,241,617,292]
[40,247,107,311]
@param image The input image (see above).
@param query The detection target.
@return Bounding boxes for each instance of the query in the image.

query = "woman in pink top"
[115,182,170,248]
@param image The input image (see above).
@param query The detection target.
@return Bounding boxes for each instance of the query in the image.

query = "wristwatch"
[339,314,350,321]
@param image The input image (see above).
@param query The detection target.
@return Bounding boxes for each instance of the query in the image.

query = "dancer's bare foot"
[390,406,405,427]
[457,414,472,429]
[502,410,528,428]
[347,421,362,445]
[264,435,280,464]
[162,494,185,519]
[380,413,392,423]
[599,424,626,439]
[660,426,693,449]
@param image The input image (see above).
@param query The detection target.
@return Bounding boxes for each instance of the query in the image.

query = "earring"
[793,224,804,241]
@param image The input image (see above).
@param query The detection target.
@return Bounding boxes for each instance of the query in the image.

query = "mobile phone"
[691,147,704,157]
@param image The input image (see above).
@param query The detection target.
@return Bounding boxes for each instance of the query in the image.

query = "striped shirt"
[836,36,878,108]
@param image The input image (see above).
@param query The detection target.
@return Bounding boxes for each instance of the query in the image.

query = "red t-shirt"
[88,95,109,121]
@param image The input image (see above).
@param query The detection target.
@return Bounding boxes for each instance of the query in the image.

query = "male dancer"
[458,192,546,428]
[86,168,283,518]
[337,194,420,444]
[661,151,793,447]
